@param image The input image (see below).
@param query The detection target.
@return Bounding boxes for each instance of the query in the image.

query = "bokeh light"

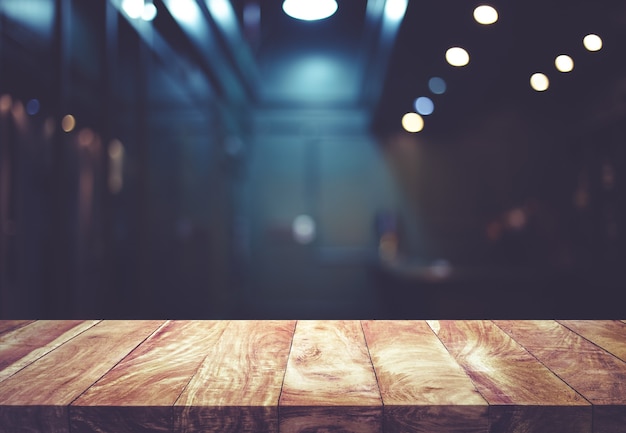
[292,214,316,244]
[414,96,434,115]
[26,99,40,115]
[108,139,125,194]
[78,128,95,146]
[402,112,424,132]
[62,114,76,132]
[0,94,12,114]
[555,55,574,72]
[446,47,470,67]
[473,5,498,25]
[583,34,602,51]
[530,73,549,91]
[428,77,447,94]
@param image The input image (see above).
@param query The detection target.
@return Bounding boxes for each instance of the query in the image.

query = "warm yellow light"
[530,73,549,92]
[583,34,602,52]
[446,47,470,67]
[402,112,424,133]
[62,114,76,132]
[555,55,574,72]
[473,5,498,25]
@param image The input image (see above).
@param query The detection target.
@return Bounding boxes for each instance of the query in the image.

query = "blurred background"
[1,0,625,319]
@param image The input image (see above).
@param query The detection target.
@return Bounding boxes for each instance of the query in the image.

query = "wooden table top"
[0,320,625,433]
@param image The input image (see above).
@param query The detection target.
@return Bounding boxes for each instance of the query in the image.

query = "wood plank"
[0,320,34,336]
[0,320,163,433]
[495,320,626,433]
[174,320,296,433]
[70,320,229,433]
[362,320,488,433]
[558,320,626,362]
[0,320,100,383]
[279,320,382,433]
[428,320,591,433]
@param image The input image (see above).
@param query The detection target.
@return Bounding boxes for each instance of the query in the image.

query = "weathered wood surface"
[0,320,625,433]
[0,320,100,383]
[429,320,591,433]
[0,320,163,433]
[70,320,228,433]
[362,320,488,433]
[174,320,296,433]
[279,320,382,433]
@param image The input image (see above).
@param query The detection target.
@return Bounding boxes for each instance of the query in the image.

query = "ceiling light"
[282,0,338,21]
[385,0,408,21]
[402,112,424,133]
[530,73,549,92]
[121,0,144,19]
[555,55,574,72]
[473,5,498,25]
[583,34,602,52]
[445,47,470,67]
[142,1,157,21]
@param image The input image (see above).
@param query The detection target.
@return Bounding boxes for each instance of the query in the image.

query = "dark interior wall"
[378,94,626,318]
[0,0,245,318]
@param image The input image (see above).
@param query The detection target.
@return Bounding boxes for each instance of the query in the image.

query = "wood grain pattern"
[279,320,382,433]
[494,320,626,404]
[70,320,229,433]
[494,320,626,433]
[1,320,626,433]
[174,320,296,433]
[558,320,626,362]
[0,320,99,383]
[428,320,591,433]
[363,320,488,433]
[0,320,163,433]
[0,320,34,336]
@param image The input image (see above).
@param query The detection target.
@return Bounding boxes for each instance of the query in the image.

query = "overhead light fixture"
[384,0,408,21]
[282,0,338,21]
[473,5,498,25]
[445,47,470,67]
[122,0,157,21]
